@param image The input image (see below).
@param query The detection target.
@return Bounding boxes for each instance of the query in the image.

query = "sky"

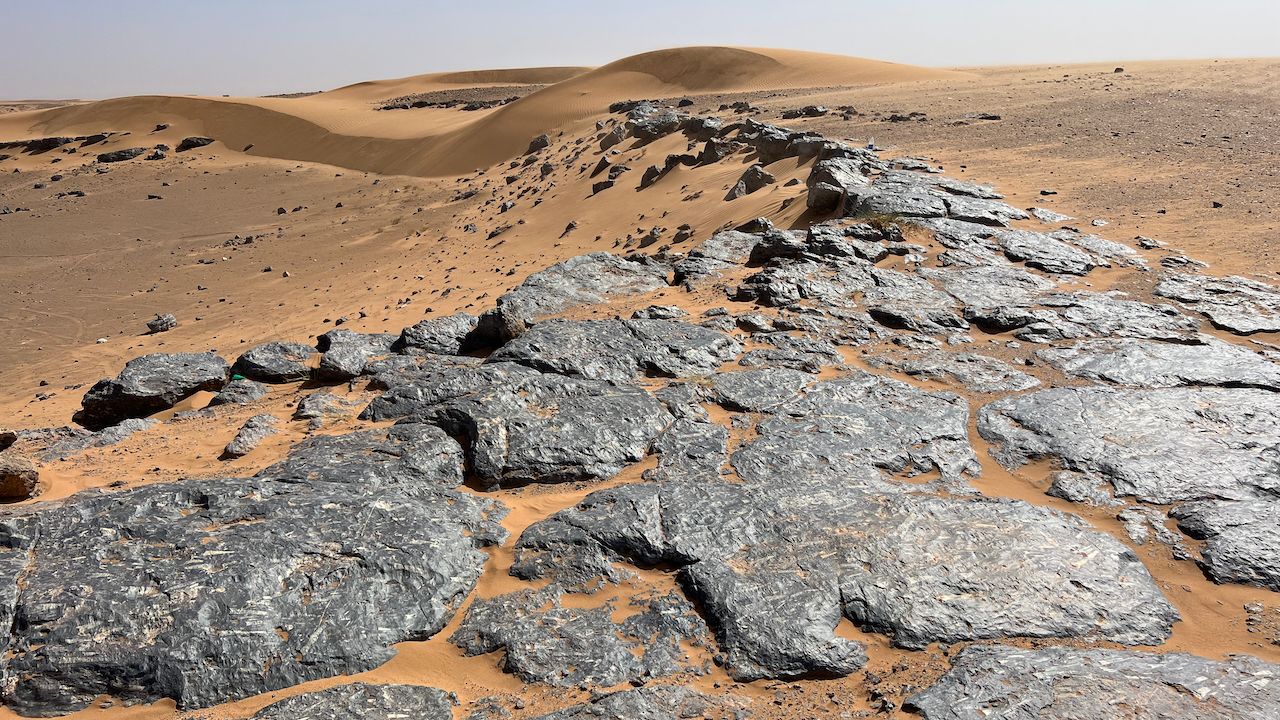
[4,0,1279,99]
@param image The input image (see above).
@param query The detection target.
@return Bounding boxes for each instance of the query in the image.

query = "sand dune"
[0,47,964,177]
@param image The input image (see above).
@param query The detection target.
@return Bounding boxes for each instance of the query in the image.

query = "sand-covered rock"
[76,352,229,429]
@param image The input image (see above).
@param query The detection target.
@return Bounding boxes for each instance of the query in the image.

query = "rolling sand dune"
[1,47,964,176]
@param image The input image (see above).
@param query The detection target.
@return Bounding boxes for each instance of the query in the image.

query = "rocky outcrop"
[250,683,454,720]
[1155,272,1280,334]
[1037,337,1280,390]
[398,313,478,355]
[472,253,669,344]
[76,352,229,429]
[231,341,316,383]
[908,645,1280,720]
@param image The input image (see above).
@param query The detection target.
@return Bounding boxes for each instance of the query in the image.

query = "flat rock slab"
[473,253,669,343]
[734,371,980,483]
[907,645,1280,720]
[1037,337,1280,390]
[315,329,397,381]
[1156,273,1280,334]
[1173,499,1280,591]
[450,588,708,686]
[398,313,478,355]
[514,474,1174,681]
[979,386,1280,504]
[251,683,454,720]
[0,463,506,714]
[76,352,228,429]
[366,362,672,489]
[532,687,733,720]
[489,318,741,382]
[260,423,465,493]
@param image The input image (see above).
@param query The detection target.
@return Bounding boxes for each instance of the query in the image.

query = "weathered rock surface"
[315,329,397,381]
[398,313,478,355]
[473,253,669,344]
[251,683,454,720]
[450,588,708,686]
[515,473,1174,680]
[222,413,278,458]
[145,313,177,334]
[175,136,214,152]
[979,386,1280,504]
[77,352,229,429]
[868,351,1040,393]
[364,362,671,489]
[993,229,1097,275]
[531,687,732,720]
[725,164,775,199]
[231,341,315,383]
[208,378,267,406]
[96,147,146,163]
[907,644,1280,720]
[261,423,465,492]
[0,453,38,499]
[709,368,814,411]
[0,459,506,714]
[488,318,740,382]
[1037,337,1280,390]
[1173,499,1280,591]
[1155,273,1280,334]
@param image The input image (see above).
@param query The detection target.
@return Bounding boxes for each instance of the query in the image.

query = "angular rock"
[208,377,268,406]
[532,687,731,720]
[709,368,813,411]
[365,363,672,489]
[1029,206,1074,223]
[96,147,146,163]
[77,352,229,429]
[261,423,465,492]
[907,645,1280,720]
[868,351,1040,393]
[979,386,1280,504]
[0,453,38,499]
[488,318,740,382]
[1037,337,1280,390]
[1173,499,1280,591]
[315,329,397,381]
[398,313,477,355]
[450,588,708,686]
[0,467,505,714]
[473,253,669,344]
[231,341,315,383]
[725,164,775,200]
[251,683,454,720]
[145,313,177,334]
[176,136,214,152]
[994,229,1097,275]
[1155,273,1280,334]
[222,413,278,458]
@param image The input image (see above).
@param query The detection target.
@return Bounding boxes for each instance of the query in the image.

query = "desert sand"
[1,46,1278,719]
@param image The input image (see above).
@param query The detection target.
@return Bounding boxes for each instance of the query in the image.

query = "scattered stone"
[222,414,279,458]
[1028,207,1074,223]
[96,147,146,163]
[145,313,177,334]
[526,133,551,154]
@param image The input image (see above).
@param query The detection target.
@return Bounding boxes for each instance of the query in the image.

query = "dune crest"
[0,46,965,177]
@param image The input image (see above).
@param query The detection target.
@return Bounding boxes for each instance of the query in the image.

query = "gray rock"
[922,263,1056,310]
[864,268,967,333]
[208,378,267,406]
[734,371,980,483]
[735,258,875,309]
[1028,207,1074,223]
[531,687,731,720]
[630,304,687,320]
[1037,337,1280,390]
[725,164,776,200]
[37,419,157,461]
[907,644,1280,720]
[1155,273,1280,334]
[96,147,146,163]
[145,313,177,334]
[1055,230,1147,269]
[979,386,1280,504]
[231,341,315,383]
[292,391,352,420]
[260,423,465,492]
[398,313,478,355]
[473,253,669,344]
[0,462,505,714]
[488,319,740,382]
[858,190,948,218]
[366,362,671,490]
[943,195,1029,226]
[450,588,708,686]
[994,229,1097,275]
[222,413,278,458]
[738,333,845,373]
[709,368,814,411]
[250,683,454,720]
[806,157,873,212]
[967,292,1200,343]
[867,351,1040,393]
[315,329,397,381]
[77,352,229,429]
[1173,499,1280,591]
[176,136,214,152]
[515,473,1174,680]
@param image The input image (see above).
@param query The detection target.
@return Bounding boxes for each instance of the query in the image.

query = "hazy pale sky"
[4,0,1279,99]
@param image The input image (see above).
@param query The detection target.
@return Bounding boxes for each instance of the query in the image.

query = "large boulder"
[907,645,1280,720]
[76,352,229,429]
[397,312,477,355]
[472,253,669,344]
[315,329,397,381]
